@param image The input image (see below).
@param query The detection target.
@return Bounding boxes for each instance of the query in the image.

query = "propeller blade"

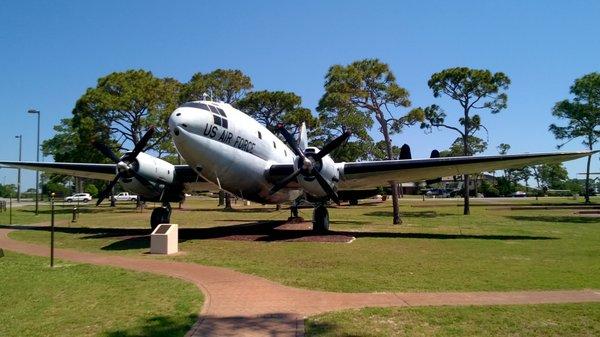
[130,126,155,158]
[269,169,302,195]
[96,174,121,206]
[276,123,302,157]
[313,170,340,205]
[315,130,352,160]
[400,144,412,160]
[92,141,119,163]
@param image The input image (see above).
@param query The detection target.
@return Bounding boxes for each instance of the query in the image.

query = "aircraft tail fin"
[297,122,308,151]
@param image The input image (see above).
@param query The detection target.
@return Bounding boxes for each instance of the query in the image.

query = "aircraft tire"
[313,205,329,233]
[150,206,171,231]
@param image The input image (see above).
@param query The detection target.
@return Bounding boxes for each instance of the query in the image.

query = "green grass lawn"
[3,197,600,292]
[306,303,600,337]
[0,251,202,337]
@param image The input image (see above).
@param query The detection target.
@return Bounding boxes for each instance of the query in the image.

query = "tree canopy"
[236,90,316,133]
[72,69,181,156]
[549,72,600,203]
[318,58,422,224]
[419,67,510,215]
[441,136,488,157]
[181,69,253,104]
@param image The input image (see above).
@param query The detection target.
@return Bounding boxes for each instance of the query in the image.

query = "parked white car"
[112,192,138,202]
[65,193,92,203]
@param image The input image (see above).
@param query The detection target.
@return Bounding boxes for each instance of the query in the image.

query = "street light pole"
[15,135,22,203]
[28,109,40,215]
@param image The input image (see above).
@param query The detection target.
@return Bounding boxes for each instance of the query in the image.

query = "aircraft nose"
[169,109,184,136]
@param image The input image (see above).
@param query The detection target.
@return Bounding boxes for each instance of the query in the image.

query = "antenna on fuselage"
[202,90,214,101]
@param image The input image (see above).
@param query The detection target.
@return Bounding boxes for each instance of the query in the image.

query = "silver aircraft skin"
[170,101,313,204]
[1,99,595,230]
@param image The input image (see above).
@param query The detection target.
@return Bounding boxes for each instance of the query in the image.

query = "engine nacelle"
[119,152,178,201]
[297,148,339,198]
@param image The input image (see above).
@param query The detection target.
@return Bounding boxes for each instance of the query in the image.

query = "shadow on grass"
[178,207,281,213]
[187,313,300,337]
[364,210,454,218]
[506,215,600,224]
[19,206,141,215]
[2,220,557,252]
[102,314,197,337]
[305,319,344,337]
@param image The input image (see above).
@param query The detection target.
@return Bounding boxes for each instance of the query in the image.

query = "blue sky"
[1,0,599,189]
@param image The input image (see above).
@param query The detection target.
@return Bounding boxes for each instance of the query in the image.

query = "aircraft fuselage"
[169,101,303,204]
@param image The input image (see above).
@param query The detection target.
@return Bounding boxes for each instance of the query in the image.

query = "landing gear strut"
[150,203,171,231]
[291,205,299,218]
[312,204,329,233]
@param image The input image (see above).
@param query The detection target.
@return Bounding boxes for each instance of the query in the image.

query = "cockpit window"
[209,105,229,129]
[217,108,227,117]
[208,105,219,114]
[181,102,210,111]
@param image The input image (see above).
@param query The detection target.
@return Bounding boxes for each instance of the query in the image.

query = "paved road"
[1,228,598,337]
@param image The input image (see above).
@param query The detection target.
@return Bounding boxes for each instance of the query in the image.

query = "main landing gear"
[150,203,171,231]
[312,204,329,233]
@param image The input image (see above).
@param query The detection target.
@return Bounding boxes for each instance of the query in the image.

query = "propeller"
[270,124,350,205]
[93,127,156,206]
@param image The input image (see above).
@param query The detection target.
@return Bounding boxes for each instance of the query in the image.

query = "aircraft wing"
[0,161,202,183]
[337,151,594,190]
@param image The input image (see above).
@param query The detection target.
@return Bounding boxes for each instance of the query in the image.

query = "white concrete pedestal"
[150,224,178,254]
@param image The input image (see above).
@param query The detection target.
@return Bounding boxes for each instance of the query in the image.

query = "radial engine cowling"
[119,152,176,199]
[296,148,339,198]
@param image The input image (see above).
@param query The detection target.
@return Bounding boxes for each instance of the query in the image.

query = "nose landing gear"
[312,204,329,233]
[150,203,172,231]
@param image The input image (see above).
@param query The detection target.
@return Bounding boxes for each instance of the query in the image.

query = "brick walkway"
[1,228,599,337]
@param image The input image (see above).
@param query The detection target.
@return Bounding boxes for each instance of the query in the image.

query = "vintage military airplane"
[1,100,594,232]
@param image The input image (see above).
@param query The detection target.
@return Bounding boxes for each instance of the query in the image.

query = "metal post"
[35,112,40,214]
[9,191,12,225]
[50,193,55,267]
[28,109,41,215]
[15,135,22,203]
[71,206,78,223]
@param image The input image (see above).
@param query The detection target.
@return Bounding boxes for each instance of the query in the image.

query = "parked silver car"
[65,193,92,203]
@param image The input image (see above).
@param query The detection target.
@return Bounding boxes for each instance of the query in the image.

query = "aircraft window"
[273,141,277,149]
[181,102,210,111]
[208,105,219,114]
[284,150,287,157]
[221,119,228,128]
[217,108,227,117]
[198,103,210,110]
[213,115,222,125]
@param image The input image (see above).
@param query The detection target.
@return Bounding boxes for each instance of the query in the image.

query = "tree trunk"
[585,143,592,204]
[463,174,471,215]
[375,112,402,224]
[391,182,401,224]
[462,114,470,215]
[225,193,233,209]
[218,190,225,206]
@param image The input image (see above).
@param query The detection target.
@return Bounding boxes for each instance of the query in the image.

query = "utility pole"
[28,109,40,215]
[15,135,22,202]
